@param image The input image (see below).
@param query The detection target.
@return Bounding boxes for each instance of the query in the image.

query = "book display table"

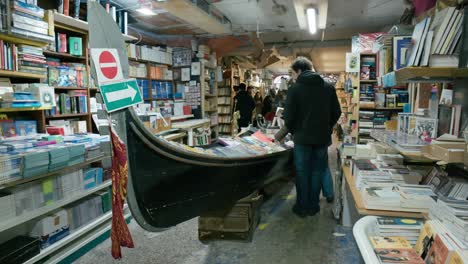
[172,119,211,146]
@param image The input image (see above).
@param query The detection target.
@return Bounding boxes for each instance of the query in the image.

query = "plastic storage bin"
[353,216,380,264]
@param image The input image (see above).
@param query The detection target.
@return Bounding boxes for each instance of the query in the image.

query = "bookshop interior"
[1,0,468,263]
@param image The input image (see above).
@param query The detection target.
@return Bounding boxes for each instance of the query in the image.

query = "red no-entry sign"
[99,51,118,79]
[91,49,124,85]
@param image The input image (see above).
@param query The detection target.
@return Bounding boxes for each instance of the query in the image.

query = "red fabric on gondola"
[110,128,134,259]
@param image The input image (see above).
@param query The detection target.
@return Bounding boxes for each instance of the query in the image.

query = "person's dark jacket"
[234,90,256,122]
[262,95,273,116]
[283,71,341,145]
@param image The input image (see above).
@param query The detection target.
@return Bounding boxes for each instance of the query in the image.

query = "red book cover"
[63,0,69,16]
[375,248,424,264]
[46,126,65,136]
[425,235,451,264]
[59,33,67,53]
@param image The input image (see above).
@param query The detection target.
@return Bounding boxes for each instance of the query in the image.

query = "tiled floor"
[76,146,363,264]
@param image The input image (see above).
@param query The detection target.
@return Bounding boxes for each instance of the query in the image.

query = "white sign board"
[91,49,124,85]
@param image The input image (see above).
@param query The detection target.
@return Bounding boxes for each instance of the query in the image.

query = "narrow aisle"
[76,147,362,264]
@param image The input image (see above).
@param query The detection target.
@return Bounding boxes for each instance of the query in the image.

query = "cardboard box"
[422,143,465,163]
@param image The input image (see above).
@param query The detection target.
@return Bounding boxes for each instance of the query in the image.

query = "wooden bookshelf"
[0,70,46,79]
[0,107,51,112]
[359,107,404,111]
[128,57,172,66]
[46,113,89,119]
[394,67,468,83]
[360,80,378,83]
[53,12,137,41]
[0,33,50,47]
[43,50,86,60]
[53,86,88,90]
[342,164,425,219]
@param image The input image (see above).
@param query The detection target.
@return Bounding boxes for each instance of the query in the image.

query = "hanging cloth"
[110,128,134,259]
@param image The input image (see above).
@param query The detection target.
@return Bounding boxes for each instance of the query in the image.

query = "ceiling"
[117,0,408,73]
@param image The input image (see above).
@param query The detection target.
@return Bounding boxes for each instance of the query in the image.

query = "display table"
[172,119,211,146]
[154,129,187,143]
[341,164,425,223]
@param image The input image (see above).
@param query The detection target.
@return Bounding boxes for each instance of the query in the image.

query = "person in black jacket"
[233,83,255,131]
[283,57,341,217]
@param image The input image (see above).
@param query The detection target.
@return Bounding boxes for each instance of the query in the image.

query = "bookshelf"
[0,33,50,47]
[0,106,51,112]
[0,70,47,79]
[200,59,219,140]
[218,65,235,135]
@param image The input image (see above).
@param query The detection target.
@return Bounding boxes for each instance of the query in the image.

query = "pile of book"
[370,235,424,263]
[398,185,436,212]
[65,191,108,231]
[0,153,22,185]
[68,144,85,165]
[0,120,37,138]
[149,65,172,81]
[10,1,54,42]
[17,45,46,75]
[47,90,88,116]
[165,130,289,157]
[129,62,147,78]
[371,217,468,263]
[22,148,49,178]
[406,7,464,67]
[429,197,468,245]
[127,44,173,65]
[414,219,468,263]
[377,217,424,246]
[48,64,88,88]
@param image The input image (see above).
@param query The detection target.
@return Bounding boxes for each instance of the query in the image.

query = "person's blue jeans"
[322,152,334,199]
[293,144,328,213]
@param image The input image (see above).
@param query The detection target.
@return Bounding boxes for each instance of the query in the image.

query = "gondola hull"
[125,110,293,230]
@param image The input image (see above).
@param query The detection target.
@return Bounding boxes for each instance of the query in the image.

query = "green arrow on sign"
[100,79,143,112]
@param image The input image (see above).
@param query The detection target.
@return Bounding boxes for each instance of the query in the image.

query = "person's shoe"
[292,204,308,218]
[326,196,334,203]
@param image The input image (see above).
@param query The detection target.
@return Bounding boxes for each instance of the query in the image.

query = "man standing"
[234,83,255,131]
[283,57,341,217]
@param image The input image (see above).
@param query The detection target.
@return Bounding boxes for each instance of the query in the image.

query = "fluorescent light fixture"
[136,7,155,15]
[306,8,317,34]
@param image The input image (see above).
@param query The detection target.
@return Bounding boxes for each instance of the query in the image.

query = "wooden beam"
[152,0,230,35]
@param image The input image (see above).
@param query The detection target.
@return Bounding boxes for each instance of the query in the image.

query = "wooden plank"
[342,164,425,219]
[0,33,49,47]
[0,70,46,79]
[0,107,51,112]
[395,67,468,83]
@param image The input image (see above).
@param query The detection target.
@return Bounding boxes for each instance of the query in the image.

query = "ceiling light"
[136,7,155,15]
[306,8,317,34]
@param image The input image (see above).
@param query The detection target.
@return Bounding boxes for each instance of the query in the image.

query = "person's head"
[291,56,313,80]
[247,86,253,95]
[239,83,247,91]
[269,89,276,97]
[233,85,240,93]
[254,92,261,99]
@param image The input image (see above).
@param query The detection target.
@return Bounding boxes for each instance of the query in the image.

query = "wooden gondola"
[87,2,293,232]
[125,110,292,230]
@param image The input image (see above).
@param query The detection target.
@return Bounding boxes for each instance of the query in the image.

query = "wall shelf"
[0,32,51,47]
[46,113,89,119]
[0,181,112,233]
[0,106,51,112]
[0,70,46,79]
[43,50,86,60]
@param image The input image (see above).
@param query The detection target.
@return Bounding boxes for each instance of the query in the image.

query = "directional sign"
[91,49,124,85]
[100,79,143,112]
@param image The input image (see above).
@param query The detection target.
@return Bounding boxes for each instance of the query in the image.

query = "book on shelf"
[431,7,457,54]
[407,17,431,67]
[393,36,411,70]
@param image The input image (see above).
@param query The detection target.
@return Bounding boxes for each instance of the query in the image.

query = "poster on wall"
[181,68,190,81]
[191,62,201,76]
[346,53,360,73]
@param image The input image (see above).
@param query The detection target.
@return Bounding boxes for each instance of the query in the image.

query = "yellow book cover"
[415,222,435,257]
[448,250,465,264]
[370,236,412,249]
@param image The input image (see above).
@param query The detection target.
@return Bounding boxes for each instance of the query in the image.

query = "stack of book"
[65,194,104,231]
[10,1,53,42]
[17,45,46,75]
[127,44,173,65]
[129,62,147,78]
[362,186,401,210]
[47,145,70,171]
[0,153,22,185]
[377,217,424,246]
[22,148,50,178]
[67,144,85,166]
[398,185,436,212]
[429,197,468,245]
[149,65,172,81]
[0,191,16,221]
[406,7,464,67]
[1,92,41,108]
[370,235,424,264]
[414,220,467,263]
[56,169,84,198]
[352,159,393,189]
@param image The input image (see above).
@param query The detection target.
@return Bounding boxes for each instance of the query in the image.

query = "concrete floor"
[75,183,362,264]
[76,143,363,264]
